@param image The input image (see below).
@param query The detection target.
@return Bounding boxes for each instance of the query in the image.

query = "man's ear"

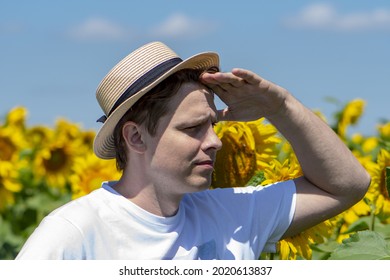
[122,121,146,154]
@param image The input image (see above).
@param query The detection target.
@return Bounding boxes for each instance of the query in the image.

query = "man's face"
[143,82,222,196]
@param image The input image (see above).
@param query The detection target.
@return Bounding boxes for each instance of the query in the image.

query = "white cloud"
[150,13,216,38]
[67,17,129,41]
[66,14,215,42]
[283,3,390,31]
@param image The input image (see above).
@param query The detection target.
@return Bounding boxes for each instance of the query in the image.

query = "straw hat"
[93,41,220,159]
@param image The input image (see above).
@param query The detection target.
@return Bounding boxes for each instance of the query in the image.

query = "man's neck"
[113,175,182,217]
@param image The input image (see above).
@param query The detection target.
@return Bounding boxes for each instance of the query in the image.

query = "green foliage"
[0,179,71,259]
[246,171,265,187]
[329,231,390,260]
[312,215,390,260]
[311,240,340,260]
[0,216,24,260]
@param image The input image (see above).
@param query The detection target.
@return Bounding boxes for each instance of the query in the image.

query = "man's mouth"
[194,160,214,169]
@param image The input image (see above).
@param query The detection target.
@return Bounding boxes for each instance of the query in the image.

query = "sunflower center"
[0,137,17,161]
[43,147,68,172]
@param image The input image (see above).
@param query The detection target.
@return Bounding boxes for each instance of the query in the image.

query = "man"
[16,42,370,259]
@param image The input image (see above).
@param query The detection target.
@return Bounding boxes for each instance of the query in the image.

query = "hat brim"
[93,51,219,159]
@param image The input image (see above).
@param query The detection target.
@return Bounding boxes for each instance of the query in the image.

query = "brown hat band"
[96,57,183,123]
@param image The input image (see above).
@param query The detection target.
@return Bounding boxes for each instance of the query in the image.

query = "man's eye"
[185,125,199,130]
[185,122,216,130]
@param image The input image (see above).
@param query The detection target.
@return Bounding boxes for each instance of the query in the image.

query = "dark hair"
[113,67,217,171]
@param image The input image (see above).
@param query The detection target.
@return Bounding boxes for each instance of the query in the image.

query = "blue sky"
[1,0,389,136]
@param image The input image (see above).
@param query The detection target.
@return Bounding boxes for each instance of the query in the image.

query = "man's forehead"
[172,82,214,105]
[168,83,217,117]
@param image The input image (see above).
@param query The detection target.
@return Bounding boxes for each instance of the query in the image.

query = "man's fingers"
[217,83,237,92]
[200,72,220,84]
[231,68,262,85]
[205,83,228,96]
[201,72,245,88]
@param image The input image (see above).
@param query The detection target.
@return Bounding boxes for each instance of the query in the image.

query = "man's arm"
[201,68,370,237]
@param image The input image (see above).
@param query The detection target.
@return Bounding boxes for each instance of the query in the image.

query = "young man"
[16,42,370,259]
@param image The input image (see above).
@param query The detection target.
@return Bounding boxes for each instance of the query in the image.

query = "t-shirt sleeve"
[208,180,296,256]
[15,215,85,260]
[260,180,296,252]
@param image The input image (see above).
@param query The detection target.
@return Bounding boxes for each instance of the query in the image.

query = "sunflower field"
[1,99,389,260]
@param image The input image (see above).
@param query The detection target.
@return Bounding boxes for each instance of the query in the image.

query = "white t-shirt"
[16,180,296,260]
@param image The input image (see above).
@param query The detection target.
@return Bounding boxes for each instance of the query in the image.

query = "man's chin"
[187,178,212,192]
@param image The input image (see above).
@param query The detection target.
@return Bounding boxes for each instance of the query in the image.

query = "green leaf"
[329,231,390,260]
[246,171,265,186]
[0,216,24,259]
[313,241,340,253]
[374,223,390,240]
[344,216,372,233]
[311,240,340,260]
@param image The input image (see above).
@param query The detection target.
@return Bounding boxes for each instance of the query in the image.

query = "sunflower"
[246,120,281,169]
[33,136,75,189]
[212,119,280,188]
[278,220,333,260]
[0,125,27,162]
[335,149,390,240]
[261,155,303,186]
[25,125,53,150]
[70,152,121,199]
[378,122,390,141]
[361,137,379,156]
[54,118,83,142]
[5,106,27,129]
[0,128,18,162]
[0,106,30,164]
[337,99,365,139]
[374,149,390,200]
[362,149,390,209]
[74,130,96,156]
[0,161,23,211]
[53,118,97,156]
[212,121,256,188]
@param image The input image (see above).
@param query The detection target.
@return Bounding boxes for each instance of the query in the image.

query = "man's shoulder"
[47,188,107,224]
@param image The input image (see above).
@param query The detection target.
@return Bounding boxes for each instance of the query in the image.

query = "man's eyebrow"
[180,113,218,126]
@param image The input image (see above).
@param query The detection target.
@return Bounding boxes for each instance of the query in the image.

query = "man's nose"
[203,125,222,151]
